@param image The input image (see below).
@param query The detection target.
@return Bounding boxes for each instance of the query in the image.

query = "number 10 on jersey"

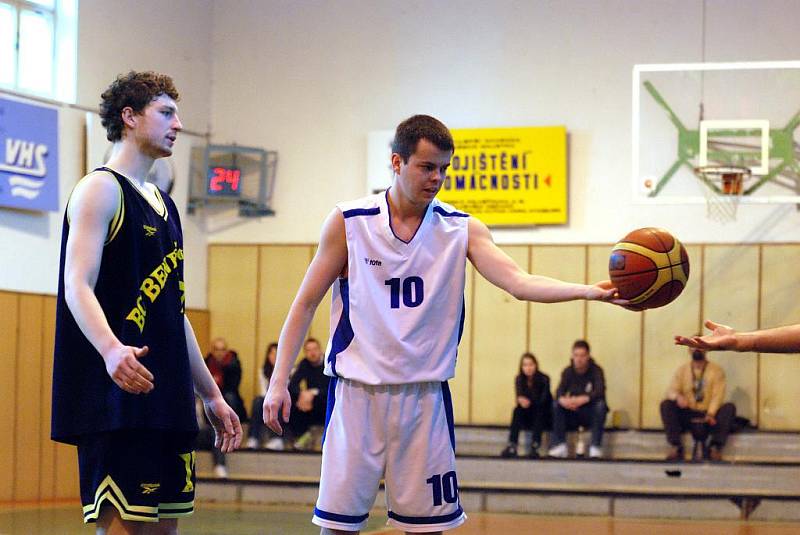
[385,277,424,309]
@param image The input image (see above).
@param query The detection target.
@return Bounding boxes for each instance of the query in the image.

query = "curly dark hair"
[391,115,454,162]
[99,71,179,142]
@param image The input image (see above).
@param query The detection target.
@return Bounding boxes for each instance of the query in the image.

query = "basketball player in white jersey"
[264,115,624,534]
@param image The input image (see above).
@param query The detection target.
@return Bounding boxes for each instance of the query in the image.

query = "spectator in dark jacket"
[501,352,552,458]
[287,338,330,449]
[547,339,608,459]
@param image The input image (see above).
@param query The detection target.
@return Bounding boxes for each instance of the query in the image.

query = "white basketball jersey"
[324,190,469,385]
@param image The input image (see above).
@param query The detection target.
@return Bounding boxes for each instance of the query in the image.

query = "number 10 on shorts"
[426,471,458,506]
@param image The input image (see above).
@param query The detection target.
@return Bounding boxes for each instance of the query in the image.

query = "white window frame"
[0,0,77,102]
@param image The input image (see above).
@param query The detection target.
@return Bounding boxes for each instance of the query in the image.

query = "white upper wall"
[0,0,213,306]
[207,0,800,245]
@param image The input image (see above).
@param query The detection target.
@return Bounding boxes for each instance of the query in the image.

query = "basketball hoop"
[694,166,751,223]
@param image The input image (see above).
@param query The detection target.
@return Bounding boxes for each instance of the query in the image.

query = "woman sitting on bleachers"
[501,352,553,459]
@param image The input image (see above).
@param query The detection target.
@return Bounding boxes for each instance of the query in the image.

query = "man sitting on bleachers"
[660,346,737,461]
[548,340,608,459]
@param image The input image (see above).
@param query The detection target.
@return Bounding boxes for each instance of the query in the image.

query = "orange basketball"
[608,228,689,311]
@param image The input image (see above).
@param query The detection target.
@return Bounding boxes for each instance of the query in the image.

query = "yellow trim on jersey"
[152,186,168,221]
[82,475,159,523]
[65,170,125,246]
[123,174,167,220]
[105,180,125,244]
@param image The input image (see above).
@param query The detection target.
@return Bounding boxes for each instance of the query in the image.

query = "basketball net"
[694,166,750,223]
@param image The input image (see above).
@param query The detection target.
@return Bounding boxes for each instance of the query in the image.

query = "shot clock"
[207,166,242,196]
[188,144,278,217]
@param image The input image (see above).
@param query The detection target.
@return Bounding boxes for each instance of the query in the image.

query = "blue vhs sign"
[0,96,59,212]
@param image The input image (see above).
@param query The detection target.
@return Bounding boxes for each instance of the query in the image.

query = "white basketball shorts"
[312,377,466,532]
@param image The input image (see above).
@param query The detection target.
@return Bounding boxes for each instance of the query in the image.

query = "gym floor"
[2,503,799,535]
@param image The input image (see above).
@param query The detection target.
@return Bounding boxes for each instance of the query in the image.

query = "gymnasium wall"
[206,0,800,246]
[0,289,209,503]
[208,242,800,431]
[0,0,214,308]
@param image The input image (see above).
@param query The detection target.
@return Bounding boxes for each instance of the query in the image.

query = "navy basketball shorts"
[313,378,466,533]
[77,430,196,523]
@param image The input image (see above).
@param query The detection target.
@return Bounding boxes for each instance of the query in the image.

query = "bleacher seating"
[195,426,800,522]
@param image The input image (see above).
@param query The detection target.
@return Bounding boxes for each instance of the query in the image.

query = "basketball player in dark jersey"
[52,71,242,534]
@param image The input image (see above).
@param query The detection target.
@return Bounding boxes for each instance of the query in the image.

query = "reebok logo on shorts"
[140,483,160,494]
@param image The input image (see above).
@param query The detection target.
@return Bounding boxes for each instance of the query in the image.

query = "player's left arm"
[467,218,625,304]
[184,315,243,452]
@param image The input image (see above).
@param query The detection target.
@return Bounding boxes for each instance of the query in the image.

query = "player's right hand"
[674,319,737,351]
[264,385,291,435]
[103,344,154,394]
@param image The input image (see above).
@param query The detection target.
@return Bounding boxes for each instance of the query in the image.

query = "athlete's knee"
[143,519,178,535]
[96,505,141,535]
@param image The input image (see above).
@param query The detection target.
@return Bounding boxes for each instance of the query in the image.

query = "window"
[0,0,77,102]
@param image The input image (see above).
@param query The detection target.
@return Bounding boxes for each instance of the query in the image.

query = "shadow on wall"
[0,206,52,238]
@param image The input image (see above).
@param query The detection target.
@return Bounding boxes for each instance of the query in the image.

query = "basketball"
[608,228,689,311]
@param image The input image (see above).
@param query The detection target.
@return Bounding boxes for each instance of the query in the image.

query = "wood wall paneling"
[470,246,529,425]
[15,294,44,501]
[186,308,211,363]
[0,291,18,502]
[640,244,702,428]
[39,296,57,500]
[586,245,642,428]
[255,245,311,403]
[702,245,759,422]
[208,246,259,414]
[450,263,474,424]
[758,245,800,429]
[529,246,587,389]
[54,442,79,499]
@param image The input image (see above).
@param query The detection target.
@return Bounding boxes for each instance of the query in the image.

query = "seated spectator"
[287,338,330,450]
[500,352,552,459]
[247,342,284,450]
[661,346,737,461]
[205,337,248,422]
[548,339,608,459]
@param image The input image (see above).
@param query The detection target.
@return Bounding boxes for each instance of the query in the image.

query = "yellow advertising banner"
[439,126,567,225]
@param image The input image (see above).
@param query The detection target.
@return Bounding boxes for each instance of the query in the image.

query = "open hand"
[675,319,737,351]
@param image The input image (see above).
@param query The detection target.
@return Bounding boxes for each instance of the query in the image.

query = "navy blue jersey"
[52,167,197,444]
